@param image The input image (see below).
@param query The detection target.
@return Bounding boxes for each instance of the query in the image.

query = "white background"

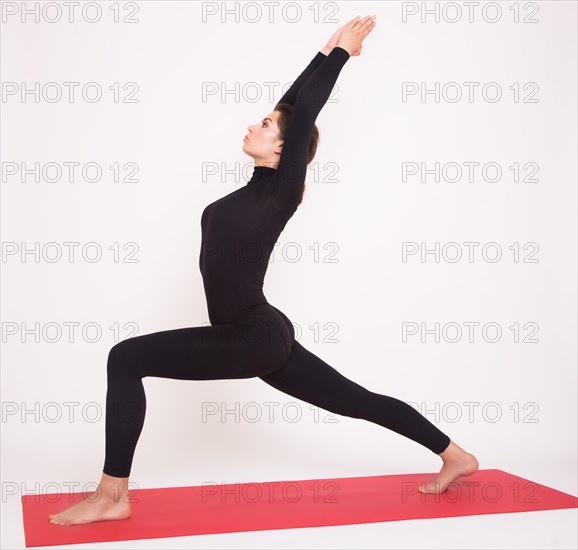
[1,1,577,548]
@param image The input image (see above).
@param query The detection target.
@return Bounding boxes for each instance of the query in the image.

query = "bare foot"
[48,473,132,525]
[418,440,479,494]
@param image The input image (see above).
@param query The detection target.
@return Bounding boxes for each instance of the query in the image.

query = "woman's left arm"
[275,51,328,108]
[273,46,351,206]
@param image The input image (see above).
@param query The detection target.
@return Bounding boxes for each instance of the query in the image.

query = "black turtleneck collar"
[247,165,277,185]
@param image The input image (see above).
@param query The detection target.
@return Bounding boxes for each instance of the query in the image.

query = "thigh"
[111,319,290,381]
[258,340,371,414]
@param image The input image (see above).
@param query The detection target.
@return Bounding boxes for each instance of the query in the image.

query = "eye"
[261,120,267,127]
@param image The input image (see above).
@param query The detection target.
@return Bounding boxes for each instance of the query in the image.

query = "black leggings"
[103,304,451,477]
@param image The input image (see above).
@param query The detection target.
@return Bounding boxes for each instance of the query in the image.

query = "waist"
[203,286,268,325]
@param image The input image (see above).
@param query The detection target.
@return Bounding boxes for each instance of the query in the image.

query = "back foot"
[418,440,479,494]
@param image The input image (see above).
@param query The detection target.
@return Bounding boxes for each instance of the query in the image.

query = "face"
[242,111,283,167]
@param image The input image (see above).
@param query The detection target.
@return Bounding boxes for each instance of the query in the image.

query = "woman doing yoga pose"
[49,15,478,526]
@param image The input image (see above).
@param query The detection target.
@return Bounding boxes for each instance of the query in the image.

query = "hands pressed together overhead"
[322,14,377,57]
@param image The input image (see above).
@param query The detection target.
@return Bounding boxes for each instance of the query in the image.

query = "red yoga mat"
[22,468,578,547]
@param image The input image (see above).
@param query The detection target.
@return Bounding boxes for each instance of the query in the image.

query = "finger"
[362,19,376,34]
[353,15,370,28]
[358,16,375,32]
[361,16,375,28]
[351,15,368,28]
[362,26,375,38]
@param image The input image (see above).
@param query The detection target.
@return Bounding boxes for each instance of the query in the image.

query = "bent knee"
[106,338,141,376]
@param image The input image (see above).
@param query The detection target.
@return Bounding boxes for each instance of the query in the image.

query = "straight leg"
[259,340,451,454]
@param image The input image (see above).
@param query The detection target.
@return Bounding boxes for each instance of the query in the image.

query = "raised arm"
[272,46,351,205]
[275,51,328,108]
[275,16,364,107]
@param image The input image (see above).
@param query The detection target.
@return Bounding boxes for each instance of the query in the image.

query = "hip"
[223,302,295,357]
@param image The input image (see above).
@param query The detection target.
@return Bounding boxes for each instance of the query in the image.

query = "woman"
[49,15,478,526]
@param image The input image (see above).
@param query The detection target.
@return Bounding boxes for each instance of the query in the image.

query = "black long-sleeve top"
[199,46,350,324]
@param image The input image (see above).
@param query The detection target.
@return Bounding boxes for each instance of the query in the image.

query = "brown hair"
[274,102,319,206]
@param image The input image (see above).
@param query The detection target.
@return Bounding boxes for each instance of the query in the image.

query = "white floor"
[4,507,578,550]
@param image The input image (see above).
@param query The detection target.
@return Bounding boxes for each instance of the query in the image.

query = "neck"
[247,164,277,185]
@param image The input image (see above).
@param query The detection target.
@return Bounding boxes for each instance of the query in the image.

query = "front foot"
[48,474,131,526]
